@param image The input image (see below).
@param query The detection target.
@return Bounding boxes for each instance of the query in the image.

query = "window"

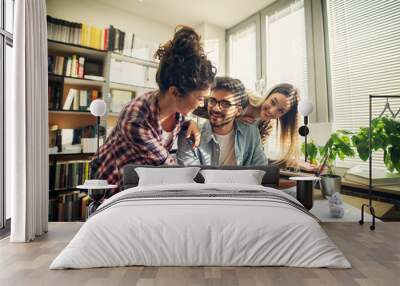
[1,0,14,230]
[325,0,400,168]
[227,17,260,90]
[263,0,308,100]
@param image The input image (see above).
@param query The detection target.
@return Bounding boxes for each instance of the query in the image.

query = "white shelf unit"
[48,40,159,133]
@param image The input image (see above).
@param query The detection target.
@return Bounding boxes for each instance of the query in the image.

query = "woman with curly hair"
[91,26,216,190]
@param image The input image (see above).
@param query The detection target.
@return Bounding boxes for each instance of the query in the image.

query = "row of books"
[47,15,131,52]
[49,125,105,151]
[62,88,101,111]
[49,160,91,191]
[48,84,101,111]
[49,191,90,222]
[48,54,85,78]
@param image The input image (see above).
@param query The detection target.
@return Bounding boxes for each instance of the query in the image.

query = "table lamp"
[298,99,314,162]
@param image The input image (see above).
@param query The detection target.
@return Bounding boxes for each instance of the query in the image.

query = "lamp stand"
[298,116,310,163]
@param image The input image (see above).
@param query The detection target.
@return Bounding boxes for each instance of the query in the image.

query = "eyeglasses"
[208,97,238,110]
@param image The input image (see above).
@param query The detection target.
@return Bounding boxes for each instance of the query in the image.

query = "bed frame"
[121,164,280,190]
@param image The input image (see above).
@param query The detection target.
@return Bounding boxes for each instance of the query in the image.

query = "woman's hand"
[185,120,201,148]
[238,115,257,124]
[298,161,320,172]
[287,160,320,173]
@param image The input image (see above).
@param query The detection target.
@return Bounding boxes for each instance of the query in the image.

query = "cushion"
[135,167,200,186]
[200,169,266,185]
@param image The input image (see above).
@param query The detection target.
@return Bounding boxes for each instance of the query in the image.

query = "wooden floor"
[0,222,399,286]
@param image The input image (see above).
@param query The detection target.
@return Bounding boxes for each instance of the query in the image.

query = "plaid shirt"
[92,91,185,190]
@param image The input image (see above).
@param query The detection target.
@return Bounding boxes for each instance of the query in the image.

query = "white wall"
[46,0,174,44]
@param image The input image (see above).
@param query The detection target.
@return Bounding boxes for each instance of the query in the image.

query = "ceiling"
[97,0,276,29]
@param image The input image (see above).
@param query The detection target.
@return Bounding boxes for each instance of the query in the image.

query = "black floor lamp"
[77,98,117,216]
[298,99,314,162]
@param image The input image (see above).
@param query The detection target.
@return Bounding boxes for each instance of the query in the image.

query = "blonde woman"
[240,83,299,162]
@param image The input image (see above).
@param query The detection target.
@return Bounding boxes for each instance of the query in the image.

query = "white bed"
[50,183,350,269]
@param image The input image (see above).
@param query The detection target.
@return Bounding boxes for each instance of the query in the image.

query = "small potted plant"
[318,130,355,197]
[301,131,355,197]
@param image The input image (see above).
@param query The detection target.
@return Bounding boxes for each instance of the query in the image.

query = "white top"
[289,176,321,181]
[215,129,236,166]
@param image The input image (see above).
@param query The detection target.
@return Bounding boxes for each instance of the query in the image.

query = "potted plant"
[351,116,400,173]
[301,131,355,197]
[318,130,355,196]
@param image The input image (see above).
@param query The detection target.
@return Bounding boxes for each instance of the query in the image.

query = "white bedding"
[50,183,351,269]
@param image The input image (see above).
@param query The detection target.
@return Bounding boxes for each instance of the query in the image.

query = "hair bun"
[171,26,203,57]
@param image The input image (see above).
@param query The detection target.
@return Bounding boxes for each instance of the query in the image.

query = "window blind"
[326,0,400,169]
[228,23,257,90]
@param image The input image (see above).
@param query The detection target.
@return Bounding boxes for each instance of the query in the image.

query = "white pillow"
[200,169,266,185]
[135,167,201,186]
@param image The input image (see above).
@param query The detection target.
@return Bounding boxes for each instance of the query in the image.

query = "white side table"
[289,176,321,210]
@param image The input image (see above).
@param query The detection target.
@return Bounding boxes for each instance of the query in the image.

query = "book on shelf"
[49,160,91,191]
[48,54,85,78]
[48,82,63,109]
[49,191,89,222]
[48,15,130,52]
[47,15,160,60]
[344,165,400,186]
[48,124,105,155]
[61,88,100,111]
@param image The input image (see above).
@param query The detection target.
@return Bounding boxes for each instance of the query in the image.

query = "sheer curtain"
[9,0,48,242]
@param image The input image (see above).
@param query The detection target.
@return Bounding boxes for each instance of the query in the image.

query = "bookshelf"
[47,20,159,221]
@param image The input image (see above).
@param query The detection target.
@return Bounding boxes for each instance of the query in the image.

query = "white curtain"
[9,0,48,242]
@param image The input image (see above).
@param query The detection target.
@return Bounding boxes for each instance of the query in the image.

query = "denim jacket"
[177,120,268,166]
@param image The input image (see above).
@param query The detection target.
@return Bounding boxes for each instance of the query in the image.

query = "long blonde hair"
[249,83,300,165]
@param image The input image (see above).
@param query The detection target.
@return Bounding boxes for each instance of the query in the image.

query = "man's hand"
[238,115,257,124]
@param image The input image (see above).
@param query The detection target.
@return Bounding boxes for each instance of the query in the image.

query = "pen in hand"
[187,138,198,159]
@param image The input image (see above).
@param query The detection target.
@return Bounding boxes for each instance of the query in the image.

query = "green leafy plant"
[301,131,355,175]
[318,130,355,175]
[301,139,319,165]
[351,116,400,173]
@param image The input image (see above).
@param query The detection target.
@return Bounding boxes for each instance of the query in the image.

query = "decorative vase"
[320,174,342,197]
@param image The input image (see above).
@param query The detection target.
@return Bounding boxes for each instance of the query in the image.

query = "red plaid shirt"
[92,91,185,189]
